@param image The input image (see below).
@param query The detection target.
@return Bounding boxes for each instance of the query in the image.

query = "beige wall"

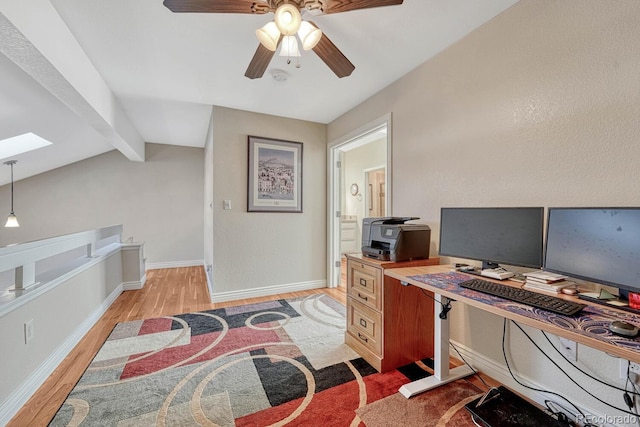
[0,251,122,411]
[343,138,387,233]
[210,106,327,297]
[329,0,640,422]
[0,143,204,266]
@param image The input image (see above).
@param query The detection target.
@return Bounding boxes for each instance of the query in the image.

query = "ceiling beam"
[0,2,145,162]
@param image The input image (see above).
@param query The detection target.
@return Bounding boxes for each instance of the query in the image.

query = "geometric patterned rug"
[49,294,482,426]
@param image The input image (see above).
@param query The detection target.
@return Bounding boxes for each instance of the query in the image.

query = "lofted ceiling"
[0,0,519,185]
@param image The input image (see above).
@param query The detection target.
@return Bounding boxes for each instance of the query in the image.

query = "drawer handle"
[358,333,369,343]
[359,278,368,287]
[359,318,368,328]
[357,293,368,301]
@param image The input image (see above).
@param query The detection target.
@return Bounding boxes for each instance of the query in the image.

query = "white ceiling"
[0,0,518,185]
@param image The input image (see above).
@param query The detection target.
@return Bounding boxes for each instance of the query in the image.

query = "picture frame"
[247,135,303,213]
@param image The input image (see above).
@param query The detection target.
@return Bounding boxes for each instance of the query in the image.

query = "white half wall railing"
[0,225,146,426]
[1,225,123,290]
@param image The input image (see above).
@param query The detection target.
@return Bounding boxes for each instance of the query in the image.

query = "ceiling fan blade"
[245,44,277,79]
[312,33,355,78]
[163,0,270,14]
[322,0,403,14]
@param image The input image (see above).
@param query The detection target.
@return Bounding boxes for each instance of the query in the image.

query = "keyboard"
[459,278,586,316]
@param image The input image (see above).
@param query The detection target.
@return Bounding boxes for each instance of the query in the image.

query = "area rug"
[50,294,482,426]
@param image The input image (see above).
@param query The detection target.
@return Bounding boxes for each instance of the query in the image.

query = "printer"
[361,217,431,262]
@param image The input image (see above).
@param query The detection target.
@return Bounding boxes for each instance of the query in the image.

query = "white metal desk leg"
[399,294,474,398]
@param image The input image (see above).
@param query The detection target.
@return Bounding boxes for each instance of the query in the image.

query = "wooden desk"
[344,254,439,372]
[385,265,640,397]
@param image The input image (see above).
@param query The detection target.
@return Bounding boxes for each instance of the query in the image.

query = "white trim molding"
[326,113,392,289]
[210,280,326,303]
[146,260,204,270]
[122,273,147,290]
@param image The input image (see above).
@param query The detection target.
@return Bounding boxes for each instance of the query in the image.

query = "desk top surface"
[385,265,640,364]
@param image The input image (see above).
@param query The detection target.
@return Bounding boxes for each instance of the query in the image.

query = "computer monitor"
[544,207,640,294]
[439,207,544,270]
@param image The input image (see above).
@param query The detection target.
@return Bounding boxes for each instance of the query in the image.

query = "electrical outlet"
[619,359,640,379]
[24,319,34,344]
[558,337,577,361]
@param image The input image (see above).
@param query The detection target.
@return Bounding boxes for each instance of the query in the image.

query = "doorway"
[327,114,392,288]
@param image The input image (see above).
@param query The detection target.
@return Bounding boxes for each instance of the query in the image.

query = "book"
[525,277,575,286]
[523,271,567,283]
[524,284,564,294]
[524,280,575,293]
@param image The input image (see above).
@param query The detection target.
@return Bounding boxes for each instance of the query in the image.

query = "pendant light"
[4,160,19,227]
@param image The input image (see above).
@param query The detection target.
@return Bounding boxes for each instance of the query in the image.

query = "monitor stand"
[399,294,475,398]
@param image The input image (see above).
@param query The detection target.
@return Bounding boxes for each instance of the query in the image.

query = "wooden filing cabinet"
[344,253,439,372]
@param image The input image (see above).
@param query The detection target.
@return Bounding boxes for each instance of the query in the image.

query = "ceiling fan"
[162,0,404,79]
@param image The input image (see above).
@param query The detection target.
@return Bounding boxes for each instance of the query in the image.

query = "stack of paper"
[523,271,575,294]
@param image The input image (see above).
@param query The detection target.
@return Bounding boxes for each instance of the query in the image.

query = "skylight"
[0,132,52,160]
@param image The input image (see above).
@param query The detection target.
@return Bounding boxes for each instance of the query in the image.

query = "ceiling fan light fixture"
[279,35,301,57]
[297,21,322,50]
[256,21,281,51]
[274,3,302,36]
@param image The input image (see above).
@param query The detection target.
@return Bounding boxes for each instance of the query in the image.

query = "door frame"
[326,113,392,288]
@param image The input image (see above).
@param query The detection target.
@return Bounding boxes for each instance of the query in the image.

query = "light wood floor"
[9,265,495,426]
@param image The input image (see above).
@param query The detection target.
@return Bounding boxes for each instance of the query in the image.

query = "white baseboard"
[122,273,147,290]
[449,339,618,427]
[145,260,204,270]
[0,285,124,426]
[210,280,326,303]
[205,268,214,299]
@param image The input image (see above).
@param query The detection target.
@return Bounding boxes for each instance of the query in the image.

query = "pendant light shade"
[5,213,18,227]
[256,21,280,51]
[274,4,302,36]
[279,35,301,57]
[4,160,19,228]
[297,21,322,50]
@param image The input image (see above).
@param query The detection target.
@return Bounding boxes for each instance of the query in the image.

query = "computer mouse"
[561,287,578,295]
[609,321,639,337]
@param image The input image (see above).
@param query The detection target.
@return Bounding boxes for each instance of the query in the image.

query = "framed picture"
[248,135,303,212]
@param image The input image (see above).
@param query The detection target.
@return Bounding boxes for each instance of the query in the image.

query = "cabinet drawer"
[347,297,382,355]
[347,261,382,310]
